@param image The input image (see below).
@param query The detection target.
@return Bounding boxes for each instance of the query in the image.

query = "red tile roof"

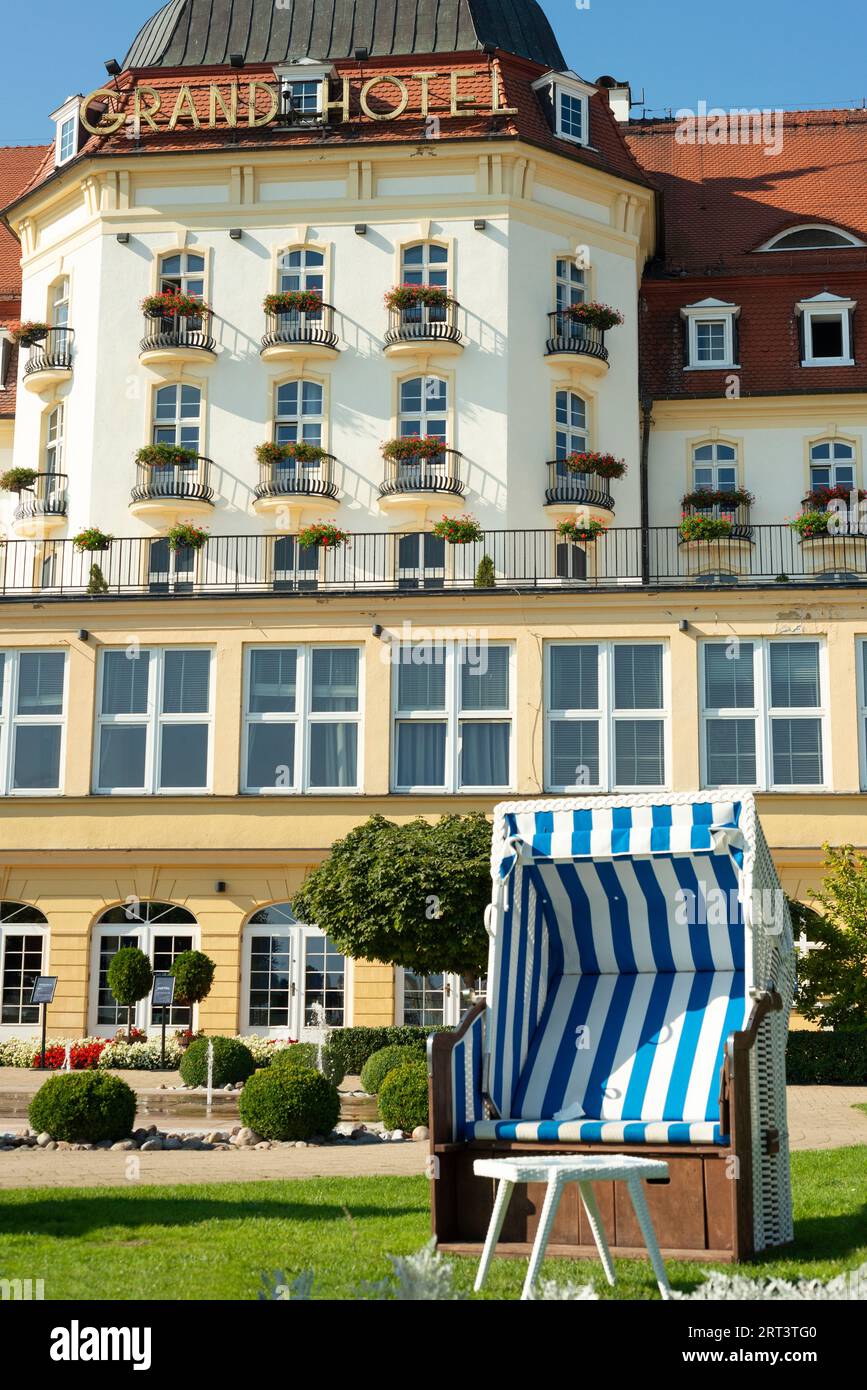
[0,144,51,303]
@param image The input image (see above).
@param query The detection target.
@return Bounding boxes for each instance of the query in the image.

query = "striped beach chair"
[429,793,796,1262]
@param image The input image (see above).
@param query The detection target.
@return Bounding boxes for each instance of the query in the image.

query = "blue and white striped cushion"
[467,1119,725,1145]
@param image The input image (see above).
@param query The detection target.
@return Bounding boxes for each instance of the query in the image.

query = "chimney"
[595,74,632,123]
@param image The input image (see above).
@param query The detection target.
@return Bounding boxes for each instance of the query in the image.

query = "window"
[243,646,362,793]
[275,379,323,456]
[243,903,348,1037]
[44,404,64,476]
[809,440,856,493]
[152,383,201,454]
[399,375,447,442]
[52,98,80,167]
[681,300,739,369]
[553,389,589,487]
[285,80,321,115]
[50,277,70,328]
[94,647,213,794]
[556,257,586,311]
[545,642,668,791]
[692,442,738,494]
[393,642,513,792]
[0,903,48,1033]
[274,62,332,121]
[90,902,198,1035]
[558,90,585,142]
[701,640,826,790]
[278,247,325,296]
[399,970,461,1027]
[0,651,66,794]
[159,251,205,301]
[401,242,449,289]
[58,117,76,163]
[797,294,855,367]
[760,224,864,252]
[532,72,591,147]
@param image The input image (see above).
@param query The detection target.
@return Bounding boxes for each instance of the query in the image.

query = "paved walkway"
[787,1085,867,1151]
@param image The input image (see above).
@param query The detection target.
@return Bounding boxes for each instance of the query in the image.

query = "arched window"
[692,442,738,492]
[242,902,347,1037]
[153,383,201,453]
[90,902,198,1036]
[401,242,449,288]
[760,224,864,252]
[278,247,325,296]
[275,379,323,448]
[158,251,205,299]
[399,375,447,442]
[809,439,855,492]
[0,903,48,1034]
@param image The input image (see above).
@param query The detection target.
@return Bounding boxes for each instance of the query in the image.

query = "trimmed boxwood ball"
[377,1060,429,1133]
[29,1071,136,1143]
[360,1044,423,1097]
[179,1036,255,1088]
[269,1042,344,1088]
[238,1066,340,1141]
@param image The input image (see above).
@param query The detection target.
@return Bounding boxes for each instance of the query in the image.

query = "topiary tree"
[269,1041,344,1088]
[378,1061,429,1133]
[29,1072,136,1143]
[360,1044,425,1097]
[795,847,867,1031]
[474,555,496,589]
[107,947,153,1042]
[239,1066,340,1141]
[292,814,491,978]
[179,1036,255,1088]
[170,950,216,1018]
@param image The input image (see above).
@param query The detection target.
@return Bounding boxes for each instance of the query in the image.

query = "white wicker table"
[472,1154,673,1300]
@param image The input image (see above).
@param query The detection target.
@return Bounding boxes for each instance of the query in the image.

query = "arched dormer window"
[758,224,864,252]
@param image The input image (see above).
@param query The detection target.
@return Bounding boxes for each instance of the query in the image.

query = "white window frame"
[797,294,855,367]
[398,374,448,442]
[396,968,462,1028]
[681,300,740,369]
[241,912,353,1039]
[391,641,515,795]
[545,641,670,793]
[274,62,335,121]
[51,97,80,167]
[0,649,68,797]
[692,441,739,493]
[277,246,326,295]
[93,647,215,796]
[88,906,200,1038]
[152,382,202,451]
[555,256,586,310]
[809,439,856,492]
[242,645,364,795]
[0,907,49,1038]
[274,379,324,449]
[531,72,594,148]
[700,638,829,792]
[400,241,450,289]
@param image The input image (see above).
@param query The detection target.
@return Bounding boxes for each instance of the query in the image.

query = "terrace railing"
[261,303,338,352]
[23,327,74,377]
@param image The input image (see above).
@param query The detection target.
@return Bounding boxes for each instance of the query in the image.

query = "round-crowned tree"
[377,1061,429,1134]
[170,950,216,1013]
[179,1036,256,1088]
[107,947,153,1042]
[291,814,490,977]
[29,1072,136,1143]
[239,1066,340,1141]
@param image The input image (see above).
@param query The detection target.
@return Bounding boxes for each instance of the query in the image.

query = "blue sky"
[1,0,865,145]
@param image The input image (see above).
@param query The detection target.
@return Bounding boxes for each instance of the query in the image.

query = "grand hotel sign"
[80,70,518,136]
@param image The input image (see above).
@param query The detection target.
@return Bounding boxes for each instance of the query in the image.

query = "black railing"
[545,462,614,510]
[255,453,338,500]
[380,448,464,498]
[385,299,462,347]
[23,327,74,377]
[261,304,338,352]
[13,473,68,521]
[140,315,215,356]
[546,312,609,363]
[680,502,754,539]
[131,456,214,505]
[2,527,867,599]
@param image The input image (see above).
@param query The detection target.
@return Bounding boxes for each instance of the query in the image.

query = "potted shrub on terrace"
[10,320,50,346]
[558,517,607,543]
[475,555,496,588]
[561,302,624,331]
[679,514,734,542]
[562,452,627,481]
[296,521,349,550]
[385,285,452,311]
[73,527,113,552]
[141,290,210,319]
[0,467,37,495]
[136,443,199,469]
[255,441,325,467]
[264,289,323,315]
[166,521,209,552]
[432,514,483,545]
[789,510,832,540]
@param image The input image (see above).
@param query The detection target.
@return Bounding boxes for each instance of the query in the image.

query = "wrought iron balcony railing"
[13,473,68,521]
[545,312,609,363]
[680,502,754,539]
[140,314,215,356]
[545,462,615,510]
[23,327,74,377]
[131,455,214,505]
[384,299,462,348]
[1,526,866,599]
[254,453,338,501]
[261,304,338,352]
[379,448,464,498]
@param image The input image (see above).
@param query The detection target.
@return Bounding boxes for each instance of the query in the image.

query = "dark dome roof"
[123,0,567,71]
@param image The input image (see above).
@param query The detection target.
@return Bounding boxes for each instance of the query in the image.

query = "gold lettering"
[323,77,351,124]
[360,75,410,121]
[490,68,518,116]
[79,88,126,136]
[415,72,438,118]
[133,86,163,135]
[450,69,484,117]
[208,83,238,129]
[168,85,201,131]
[248,81,279,127]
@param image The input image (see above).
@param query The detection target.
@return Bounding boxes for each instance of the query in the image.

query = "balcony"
[545,311,610,376]
[544,462,615,524]
[129,454,215,525]
[253,452,339,527]
[261,304,339,362]
[678,503,755,578]
[23,328,74,392]
[139,314,216,368]
[377,447,464,526]
[11,473,68,537]
[2,527,867,599]
[383,300,463,359]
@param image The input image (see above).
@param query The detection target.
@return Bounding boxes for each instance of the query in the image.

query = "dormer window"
[680,299,740,370]
[759,224,864,252]
[273,62,334,123]
[51,96,82,168]
[531,71,593,148]
[797,292,856,367]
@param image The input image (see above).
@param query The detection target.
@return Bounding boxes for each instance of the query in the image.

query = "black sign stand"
[152,974,176,1069]
[30,977,58,1069]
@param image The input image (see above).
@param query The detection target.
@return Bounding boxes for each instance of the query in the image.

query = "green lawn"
[0,1147,864,1300]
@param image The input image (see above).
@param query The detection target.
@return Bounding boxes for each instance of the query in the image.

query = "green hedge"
[378,1061,429,1133]
[327,1026,451,1078]
[29,1072,136,1143]
[786,1030,867,1084]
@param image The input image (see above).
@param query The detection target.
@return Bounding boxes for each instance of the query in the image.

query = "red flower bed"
[32,1040,108,1071]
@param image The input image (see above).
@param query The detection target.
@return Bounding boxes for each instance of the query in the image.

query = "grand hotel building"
[0,0,865,1043]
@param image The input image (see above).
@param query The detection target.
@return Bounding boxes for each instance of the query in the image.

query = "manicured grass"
[0,1147,864,1300]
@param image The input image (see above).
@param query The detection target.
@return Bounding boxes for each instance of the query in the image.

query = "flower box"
[682,487,754,510]
[10,320,49,345]
[141,291,210,319]
[264,290,323,315]
[679,515,735,542]
[803,484,867,510]
[432,514,483,545]
[255,441,325,466]
[558,517,607,543]
[297,522,349,550]
[562,452,627,480]
[166,522,209,552]
[789,510,832,540]
[385,284,453,311]
[382,436,447,462]
[0,467,37,494]
[561,301,624,331]
[73,528,113,552]
[136,443,199,468]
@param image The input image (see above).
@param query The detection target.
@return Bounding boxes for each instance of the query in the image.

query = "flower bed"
[561,452,627,480]
[382,435,447,462]
[432,514,482,544]
[264,290,323,315]
[0,1034,292,1071]
[255,441,325,466]
[385,284,452,311]
[682,487,754,510]
[679,514,735,542]
[31,1041,108,1071]
[561,301,624,330]
[141,290,210,319]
